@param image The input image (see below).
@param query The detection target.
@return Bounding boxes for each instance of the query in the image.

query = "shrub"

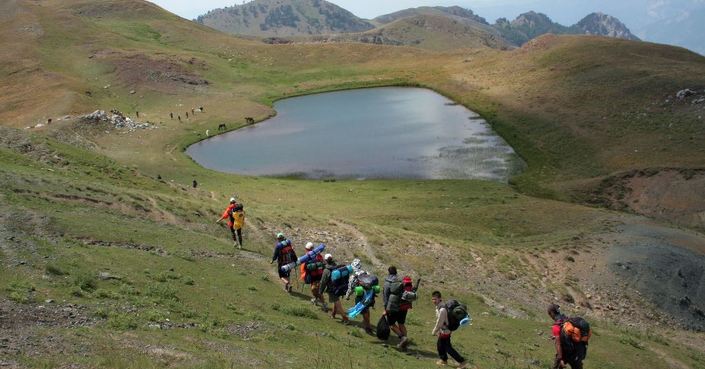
[146,284,179,301]
[283,306,319,320]
[73,272,97,292]
[107,313,138,330]
[6,281,35,304]
[45,263,67,276]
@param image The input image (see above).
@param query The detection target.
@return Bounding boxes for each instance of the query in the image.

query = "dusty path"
[329,219,384,270]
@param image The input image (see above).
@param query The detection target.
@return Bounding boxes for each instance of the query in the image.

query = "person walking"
[319,254,349,323]
[301,242,327,311]
[431,291,468,368]
[216,197,243,249]
[383,266,415,350]
[271,233,297,293]
[548,304,589,369]
[345,259,377,335]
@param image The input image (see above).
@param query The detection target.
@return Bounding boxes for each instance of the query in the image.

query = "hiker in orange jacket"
[216,197,244,249]
[301,242,328,311]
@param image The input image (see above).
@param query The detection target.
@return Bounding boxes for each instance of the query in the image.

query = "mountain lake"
[187,87,524,181]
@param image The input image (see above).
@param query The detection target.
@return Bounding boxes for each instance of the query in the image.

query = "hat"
[276,232,285,240]
[402,276,413,285]
[305,242,314,251]
[229,197,237,203]
[351,258,362,271]
[324,253,333,261]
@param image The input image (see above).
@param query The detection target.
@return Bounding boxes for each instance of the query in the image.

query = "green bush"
[45,263,67,276]
[146,284,179,301]
[7,281,35,304]
[73,272,97,292]
[283,306,319,320]
[107,313,138,330]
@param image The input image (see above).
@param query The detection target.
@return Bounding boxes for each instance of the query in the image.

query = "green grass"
[1,2,705,368]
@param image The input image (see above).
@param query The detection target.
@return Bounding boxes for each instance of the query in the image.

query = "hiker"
[319,254,349,323]
[136,111,139,118]
[301,242,327,311]
[178,115,181,121]
[548,304,590,369]
[192,179,198,188]
[170,112,173,119]
[383,266,415,350]
[431,291,468,368]
[346,259,378,335]
[216,197,244,248]
[272,233,297,292]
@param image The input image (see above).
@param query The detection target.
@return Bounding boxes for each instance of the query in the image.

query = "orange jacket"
[219,204,237,228]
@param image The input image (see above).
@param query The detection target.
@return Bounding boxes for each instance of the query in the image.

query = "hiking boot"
[287,284,293,293]
[456,362,468,369]
[321,303,329,312]
[397,336,409,350]
[436,360,448,366]
[365,327,374,335]
[310,298,317,305]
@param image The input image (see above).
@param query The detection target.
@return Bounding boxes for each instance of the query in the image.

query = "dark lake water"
[186,87,524,181]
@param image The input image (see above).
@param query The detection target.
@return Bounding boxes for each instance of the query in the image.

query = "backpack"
[444,300,469,331]
[357,273,379,290]
[328,265,350,296]
[376,315,391,340]
[562,317,591,344]
[401,290,417,302]
[277,240,296,265]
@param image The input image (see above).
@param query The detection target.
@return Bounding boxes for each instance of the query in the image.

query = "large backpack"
[328,265,350,296]
[357,273,379,290]
[277,240,296,265]
[562,317,591,344]
[444,300,469,331]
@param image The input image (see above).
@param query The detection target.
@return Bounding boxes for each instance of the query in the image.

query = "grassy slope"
[1,1,705,368]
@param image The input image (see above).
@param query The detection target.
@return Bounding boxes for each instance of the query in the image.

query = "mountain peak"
[195,0,374,37]
[576,12,640,41]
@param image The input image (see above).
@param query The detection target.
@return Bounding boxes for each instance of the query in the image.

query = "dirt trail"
[648,344,692,369]
[329,219,384,270]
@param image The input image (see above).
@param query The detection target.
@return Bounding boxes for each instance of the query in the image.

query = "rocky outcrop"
[575,12,640,41]
[80,110,154,131]
[494,11,638,46]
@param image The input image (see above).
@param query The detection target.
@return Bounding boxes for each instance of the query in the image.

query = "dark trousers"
[437,335,465,363]
[230,227,242,245]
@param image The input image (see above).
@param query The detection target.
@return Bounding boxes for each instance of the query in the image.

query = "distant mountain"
[194,0,374,37]
[494,11,570,45]
[494,11,638,46]
[327,13,509,51]
[575,12,639,41]
[373,6,488,26]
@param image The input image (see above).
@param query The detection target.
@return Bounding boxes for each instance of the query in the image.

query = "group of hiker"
[216,199,591,368]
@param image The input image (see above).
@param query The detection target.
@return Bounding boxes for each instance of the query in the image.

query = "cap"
[276,232,285,239]
[402,276,412,284]
[229,197,236,203]
[305,242,314,250]
[324,253,333,261]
